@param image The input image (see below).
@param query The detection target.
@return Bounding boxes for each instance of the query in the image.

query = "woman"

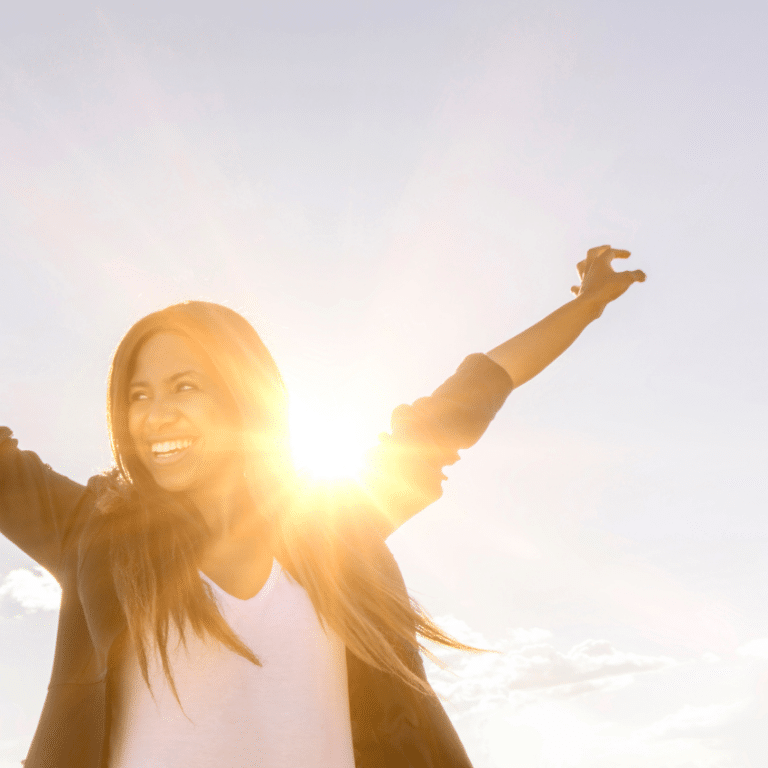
[1,245,643,767]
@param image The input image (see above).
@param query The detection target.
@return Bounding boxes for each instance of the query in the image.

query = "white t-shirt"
[108,558,356,768]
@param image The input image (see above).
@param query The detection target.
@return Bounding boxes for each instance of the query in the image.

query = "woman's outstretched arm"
[487,245,645,386]
[363,245,645,535]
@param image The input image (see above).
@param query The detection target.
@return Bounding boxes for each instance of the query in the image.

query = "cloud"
[425,619,761,767]
[0,567,61,612]
[425,616,677,718]
[506,638,675,691]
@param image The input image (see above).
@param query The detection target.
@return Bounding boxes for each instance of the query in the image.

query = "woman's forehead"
[131,331,214,383]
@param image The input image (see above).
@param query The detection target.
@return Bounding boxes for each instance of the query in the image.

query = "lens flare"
[288,400,370,481]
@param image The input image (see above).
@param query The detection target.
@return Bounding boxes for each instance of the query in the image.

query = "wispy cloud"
[426,615,676,717]
[0,567,61,612]
[425,619,751,767]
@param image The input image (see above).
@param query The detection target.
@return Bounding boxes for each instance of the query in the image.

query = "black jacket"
[0,354,512,767]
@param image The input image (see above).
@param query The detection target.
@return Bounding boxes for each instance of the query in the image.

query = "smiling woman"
[0,246,644,768]
[127,332,244,506]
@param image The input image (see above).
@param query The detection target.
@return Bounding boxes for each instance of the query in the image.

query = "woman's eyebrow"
[129,370,200,389]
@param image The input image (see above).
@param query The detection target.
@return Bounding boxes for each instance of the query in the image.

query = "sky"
[1,1,767,765]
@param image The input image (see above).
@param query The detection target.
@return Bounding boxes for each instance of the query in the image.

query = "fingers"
[576,245,611,280]
[574,245,643,296]
[582,245,609,275]
[586,245,611,260]
[616,268,646,293]
[618,268,645,285]
[597,247,631,267]
[587,245,632,271]
[576,246,615,290]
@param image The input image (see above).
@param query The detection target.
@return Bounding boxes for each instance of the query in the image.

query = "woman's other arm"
[0,427,90,577]
[487,245,645,385]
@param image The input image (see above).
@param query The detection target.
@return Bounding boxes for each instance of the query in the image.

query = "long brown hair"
[101,300,478,701]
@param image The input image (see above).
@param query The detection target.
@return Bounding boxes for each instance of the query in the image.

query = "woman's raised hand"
[571,245,646,315]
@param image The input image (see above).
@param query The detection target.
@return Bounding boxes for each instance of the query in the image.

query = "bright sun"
[288,400,372,481]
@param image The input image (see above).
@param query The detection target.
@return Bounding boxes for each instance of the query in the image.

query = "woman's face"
[127,332,242,498]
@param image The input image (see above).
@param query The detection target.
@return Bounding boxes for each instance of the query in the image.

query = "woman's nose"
[145,397,179,430]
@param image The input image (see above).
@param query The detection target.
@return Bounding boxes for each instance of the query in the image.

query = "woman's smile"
[149,437,197,463]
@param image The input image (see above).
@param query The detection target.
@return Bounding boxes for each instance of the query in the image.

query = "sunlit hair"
[100,300,480,702]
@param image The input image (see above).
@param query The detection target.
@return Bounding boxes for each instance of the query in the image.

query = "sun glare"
[288,400,372,481]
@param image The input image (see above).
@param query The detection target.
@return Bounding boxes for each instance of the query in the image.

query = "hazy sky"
[1,2,767,766]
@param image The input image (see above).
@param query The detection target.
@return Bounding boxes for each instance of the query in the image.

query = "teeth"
[151,439,193,454]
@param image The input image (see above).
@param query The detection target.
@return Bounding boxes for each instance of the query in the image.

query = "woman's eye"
[176,382,197,393]
[129,391,148,402]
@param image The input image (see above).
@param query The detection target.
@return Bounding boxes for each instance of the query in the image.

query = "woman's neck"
[194,480,275,600]
[185,465,259,544]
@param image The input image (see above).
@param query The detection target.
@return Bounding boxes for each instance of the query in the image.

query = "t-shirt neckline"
[200,557,282,604]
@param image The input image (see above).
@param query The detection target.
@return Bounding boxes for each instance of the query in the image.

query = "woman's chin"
[148,466,198,495]
[141,451,243,503]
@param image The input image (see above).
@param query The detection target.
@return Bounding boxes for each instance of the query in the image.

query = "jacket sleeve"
[362,353,513,536]
[0,426,91,578]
